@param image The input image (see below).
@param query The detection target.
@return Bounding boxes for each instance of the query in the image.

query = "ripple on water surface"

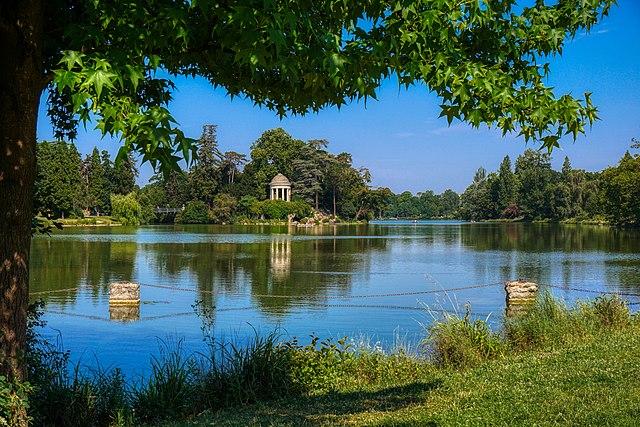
[30,222,640,376]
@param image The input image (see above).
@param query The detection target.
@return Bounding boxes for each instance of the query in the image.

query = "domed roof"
[269,173,291,186]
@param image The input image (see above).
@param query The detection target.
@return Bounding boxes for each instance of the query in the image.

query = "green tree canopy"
[246,128,305,197]
[515,149,554,220]
[0,0,618,387]
[81,148,110,215]
[601,150,640,225]
[110,152,138,196]
[189,124,223,206]
[34,141,82,218]
[492,156,518,216]
[440,189,461,218]
[292,140,330,209]
[110,193,142,226]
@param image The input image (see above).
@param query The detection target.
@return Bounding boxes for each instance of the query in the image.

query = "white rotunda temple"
[269,173,291,201]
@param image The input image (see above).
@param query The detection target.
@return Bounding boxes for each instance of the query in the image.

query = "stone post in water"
[109,282,140,321]
[505,280,538,316]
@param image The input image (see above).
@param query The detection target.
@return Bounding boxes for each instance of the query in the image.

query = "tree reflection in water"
[30,223,640,320]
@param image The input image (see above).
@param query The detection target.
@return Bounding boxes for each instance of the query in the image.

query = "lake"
[31,221,640,376]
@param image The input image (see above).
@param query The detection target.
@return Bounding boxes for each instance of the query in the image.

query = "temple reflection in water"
[269,235,291,282]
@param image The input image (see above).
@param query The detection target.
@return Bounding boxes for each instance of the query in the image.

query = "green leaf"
[84,69,116,99]
[53,70,78,91]
[59,50,84,70]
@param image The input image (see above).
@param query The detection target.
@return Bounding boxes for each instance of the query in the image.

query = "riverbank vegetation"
[388,142,640,226]
[34,126,385,225]
[4,294,638,426]
[34,135,640,227]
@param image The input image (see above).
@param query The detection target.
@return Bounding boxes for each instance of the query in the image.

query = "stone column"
[505,280,538,316]
[109,282,141,322]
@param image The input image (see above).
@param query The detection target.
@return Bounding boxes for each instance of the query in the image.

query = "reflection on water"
[30,222,640,376]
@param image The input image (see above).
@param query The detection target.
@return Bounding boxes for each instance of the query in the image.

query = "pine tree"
[562,156,573,178]
[112,152,138,195]
[292,140,329,209]
[81,148,110,216]
[34,141,82,218]
[493,156,517,217]
[220,151,247,185]
[189,124,222,206]
[515,149,554,220]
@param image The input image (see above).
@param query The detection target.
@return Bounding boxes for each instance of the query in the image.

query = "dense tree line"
[35,126,393,224]
[140,126,388,223]
[35,136,640,227]
[383,189,460,219]
[35,141,137,218]
[458,146,640,225]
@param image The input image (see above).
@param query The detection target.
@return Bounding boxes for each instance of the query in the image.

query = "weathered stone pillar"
[109,304,140,322]
[505,280,538,316]
[109,282,140,321]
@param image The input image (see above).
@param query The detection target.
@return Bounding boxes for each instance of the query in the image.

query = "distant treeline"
[34,128,640,226]
[371,143,640,226]
[35,141,138,219]
[34,126,390,224]
[453,145,640,225]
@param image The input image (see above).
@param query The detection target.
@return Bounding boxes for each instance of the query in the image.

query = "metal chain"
[44,302,495,323]
[136,281,504,299]
[541,283,640,298]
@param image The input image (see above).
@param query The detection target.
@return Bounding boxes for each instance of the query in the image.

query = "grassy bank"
[182,324,640,426]
[177,295,640,426]
[9,295,639,426]
[36,216,122,227]
[475,216,610,225]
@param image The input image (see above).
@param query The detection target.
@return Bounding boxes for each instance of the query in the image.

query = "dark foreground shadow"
[211,380,442,426]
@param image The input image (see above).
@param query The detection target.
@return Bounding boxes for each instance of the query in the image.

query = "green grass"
[160,296,640,426]
[20,296,640,426]
[35,216,122,227]
[172,324,640,426]
[58,216,121,226]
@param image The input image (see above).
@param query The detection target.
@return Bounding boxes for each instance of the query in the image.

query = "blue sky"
[37,0,640,194]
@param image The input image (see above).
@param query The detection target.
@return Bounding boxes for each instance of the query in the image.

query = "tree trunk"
[315,191,318,210]
[332,187,336,217]
[0,0,44,385]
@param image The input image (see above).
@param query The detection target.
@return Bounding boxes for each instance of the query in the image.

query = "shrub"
[289,200,313,218]
[133,344,194,422]
[209,194,237,223]
[504,292,577,350]
[579,295,631,329]
[256,199,313,220]
[424,309,506,369]
[136,185,166,224]
[175,200,210,224]
[110,193,142,226]
[0,377,30,427]
[258,199,290,220]
[237,195,260,218]
[285,336,355,394]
